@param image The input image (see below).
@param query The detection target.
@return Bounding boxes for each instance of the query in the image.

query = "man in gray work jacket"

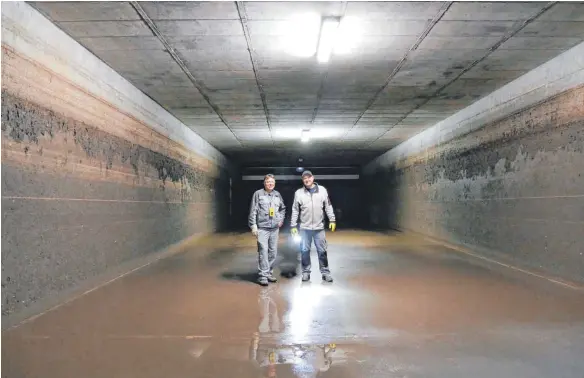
[249,174,286,286]
[290,170,336,282]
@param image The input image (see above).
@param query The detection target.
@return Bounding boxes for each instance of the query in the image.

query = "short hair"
[264,174,275,181]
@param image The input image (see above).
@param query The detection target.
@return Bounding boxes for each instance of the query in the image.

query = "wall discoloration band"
[364,86,584,284]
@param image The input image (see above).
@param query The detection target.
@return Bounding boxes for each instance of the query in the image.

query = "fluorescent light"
[317,17,340,63]
[273,128,344,140]
[301,129,310,143]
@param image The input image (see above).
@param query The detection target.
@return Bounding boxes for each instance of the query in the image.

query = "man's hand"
[278,221,283,228]
[291,227,298,236]
[329,222,336,232]
[251,225,258,236]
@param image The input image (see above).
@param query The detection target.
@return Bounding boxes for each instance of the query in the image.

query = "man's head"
[264,174,276,192]
[301,170,314,188]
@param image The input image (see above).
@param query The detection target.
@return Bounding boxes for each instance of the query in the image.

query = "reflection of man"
[250,341,337,376]
[249,174,286,286]
[250,285,283,377]
[290,170,336,283]
[316,344,336,372]
[258,287,280,334]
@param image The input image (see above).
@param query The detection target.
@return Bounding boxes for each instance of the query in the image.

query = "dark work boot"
[322,274,333,283]
[258,277,269,286]
[302,273,310,282]
[267,275,278,283]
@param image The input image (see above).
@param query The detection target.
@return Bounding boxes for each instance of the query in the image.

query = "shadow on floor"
[279,262,298,279]
[220,271,259,284]
[220,266,298,285]
[204,248,238,266]
[277,245,300,279]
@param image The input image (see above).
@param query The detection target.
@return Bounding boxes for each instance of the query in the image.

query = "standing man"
[249,174,286,286]
[290,170,336,282]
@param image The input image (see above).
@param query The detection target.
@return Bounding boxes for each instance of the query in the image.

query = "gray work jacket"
[248,189,286,229]
[290,183,336,230]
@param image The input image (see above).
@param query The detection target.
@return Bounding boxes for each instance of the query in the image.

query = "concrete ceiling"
[29,1,584,167]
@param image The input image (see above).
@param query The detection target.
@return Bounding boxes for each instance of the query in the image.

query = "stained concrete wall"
[363,41,584,285]
[1,3,234,322]
[364,85,584,284]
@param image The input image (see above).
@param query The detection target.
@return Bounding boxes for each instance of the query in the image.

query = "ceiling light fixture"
[301,129,311,143]
[317,17,341,63]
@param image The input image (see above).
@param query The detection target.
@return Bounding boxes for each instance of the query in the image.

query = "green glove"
[329,222,336,232]
[291,227,298,236]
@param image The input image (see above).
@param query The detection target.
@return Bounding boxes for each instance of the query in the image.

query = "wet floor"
[3,231,584,377]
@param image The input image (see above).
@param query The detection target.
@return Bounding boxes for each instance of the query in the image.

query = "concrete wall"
[1,3,234,322]
[364,86,584,284]
[364,41,584,284]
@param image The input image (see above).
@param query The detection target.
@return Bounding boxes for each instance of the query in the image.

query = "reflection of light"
[287,286,333,342]
[293,234,302,244]
[273,128,344,140]
[281,15,362,59]
[317,17,340,63]
[283,13,321,57]
[301,129,310,143]
[334,17,362,55]
[189,341,211,358]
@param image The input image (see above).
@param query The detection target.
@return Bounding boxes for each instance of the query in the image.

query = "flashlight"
[292,234,302,244]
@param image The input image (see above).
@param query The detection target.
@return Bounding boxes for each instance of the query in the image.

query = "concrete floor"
[3,231,584,378]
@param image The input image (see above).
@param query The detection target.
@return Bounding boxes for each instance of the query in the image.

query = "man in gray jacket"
[290,170,336,282]
[249,174,286,286]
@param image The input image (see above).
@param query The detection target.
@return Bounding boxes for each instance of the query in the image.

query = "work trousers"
[257,228,279,278]
[300,229,330,274]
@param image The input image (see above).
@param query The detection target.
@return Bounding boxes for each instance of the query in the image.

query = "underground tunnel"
[1,1,584,377]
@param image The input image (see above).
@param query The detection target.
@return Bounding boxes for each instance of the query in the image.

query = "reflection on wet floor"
[253,286,345,376]
[2,231,584,377]
[184,284,348,377]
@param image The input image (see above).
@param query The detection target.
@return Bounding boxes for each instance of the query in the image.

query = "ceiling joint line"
[129,1,243,147]
[364,1,557,149]
[340,1,453,144]
[310,70,331,124]
[310,2,348,125]
[236,1,275,147]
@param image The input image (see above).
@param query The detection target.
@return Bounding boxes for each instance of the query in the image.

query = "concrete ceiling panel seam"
[363,1,558,149]
[235,1,275,146]
[136,1,240,21]
[129,1,243,147]
[28,1,141,22]
[53,20,153,38]
[340,1,454,143]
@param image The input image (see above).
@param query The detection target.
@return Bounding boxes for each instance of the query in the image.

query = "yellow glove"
[329,222,336,232]
[291,227,298,236]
